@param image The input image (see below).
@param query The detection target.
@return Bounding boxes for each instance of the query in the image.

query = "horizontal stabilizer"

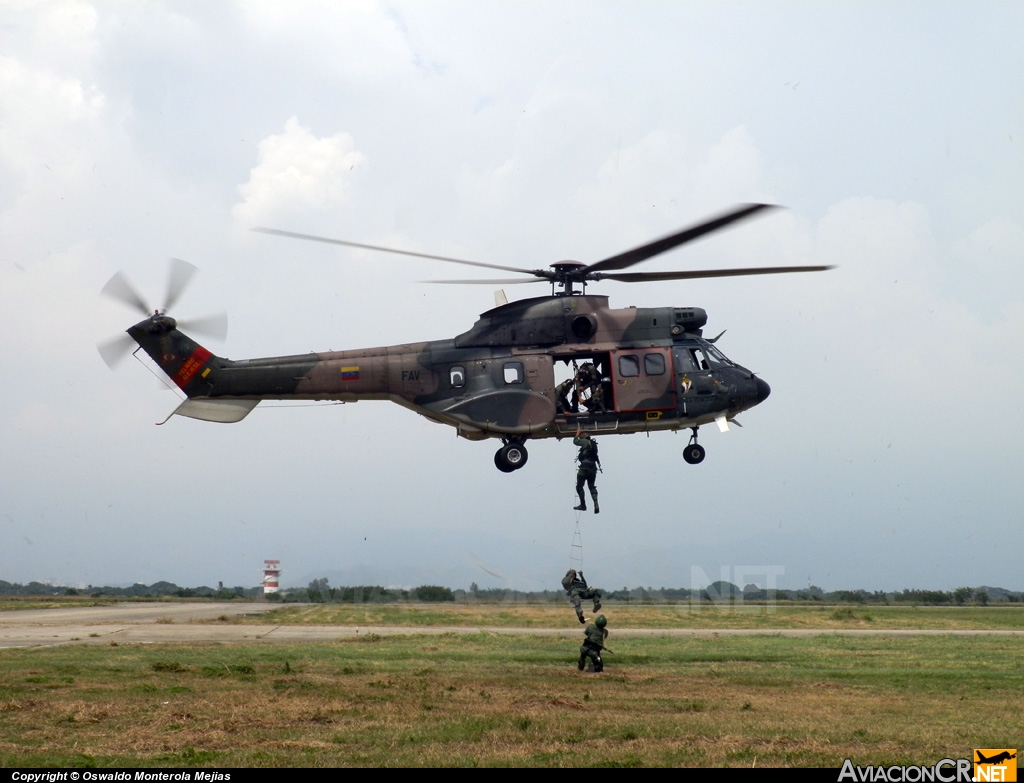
[158,398,259,424]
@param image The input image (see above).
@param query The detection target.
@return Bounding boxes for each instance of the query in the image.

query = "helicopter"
[99,203,831,473]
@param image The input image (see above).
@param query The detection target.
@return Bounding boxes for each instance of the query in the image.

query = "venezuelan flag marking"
[340,366,360,381]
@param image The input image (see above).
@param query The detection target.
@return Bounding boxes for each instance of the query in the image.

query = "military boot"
[575,488,587,511]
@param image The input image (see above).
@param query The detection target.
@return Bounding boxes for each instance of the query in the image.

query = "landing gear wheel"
[494,441,529,472]
[494,451,515,473]
[683,443,706,464]
[503,442,528,470]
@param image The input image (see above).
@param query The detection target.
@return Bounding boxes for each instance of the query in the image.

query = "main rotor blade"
[101,271,150,316]
[177,312,228,341]
[423,277,545,285]
[594,264,834,283]
[97,333,136,369]
[585,203,779,274]
[164,257,198,312]
[253,227,536,276]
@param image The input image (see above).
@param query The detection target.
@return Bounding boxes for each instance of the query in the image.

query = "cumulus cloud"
[231,117,366,226]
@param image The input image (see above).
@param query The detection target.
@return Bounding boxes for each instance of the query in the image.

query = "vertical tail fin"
[127,314,217,398]
[128,314,258,423]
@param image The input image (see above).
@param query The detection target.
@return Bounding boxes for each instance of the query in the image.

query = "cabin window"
[503,362,524,384]
[450,366,466,388]
[618,355,640,378]
[644,353,666,376]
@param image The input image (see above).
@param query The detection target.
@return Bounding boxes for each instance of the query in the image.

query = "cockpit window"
[702,343,735,367]
[676,349,698,371]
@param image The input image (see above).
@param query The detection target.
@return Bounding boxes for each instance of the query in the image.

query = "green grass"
[0,595,125,611]
[241,601,1024,630]
[1,633,1021,767]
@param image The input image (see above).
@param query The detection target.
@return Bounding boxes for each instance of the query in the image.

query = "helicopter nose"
[755,377,771,402]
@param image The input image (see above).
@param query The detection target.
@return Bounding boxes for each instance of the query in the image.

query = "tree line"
[0,578,1019,604]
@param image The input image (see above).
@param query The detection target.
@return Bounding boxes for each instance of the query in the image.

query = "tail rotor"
[98,258,227,368]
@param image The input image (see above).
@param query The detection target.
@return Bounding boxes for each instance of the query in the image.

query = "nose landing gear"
[683,427,706,464]
[494,439,529,472]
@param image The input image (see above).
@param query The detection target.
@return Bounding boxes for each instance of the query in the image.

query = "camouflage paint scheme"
[126,293,770,463]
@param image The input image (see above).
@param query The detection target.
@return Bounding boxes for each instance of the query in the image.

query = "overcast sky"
[1,1,1021,594]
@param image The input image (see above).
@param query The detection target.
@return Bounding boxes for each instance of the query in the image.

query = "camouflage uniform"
[577,363,607,413]
[586,383,607,413]
[574,434,600,513]
[579,615,608,672]
[555,378,579,415]
[561,569,602,623]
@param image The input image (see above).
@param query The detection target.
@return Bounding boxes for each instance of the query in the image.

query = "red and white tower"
[262,560,281,595]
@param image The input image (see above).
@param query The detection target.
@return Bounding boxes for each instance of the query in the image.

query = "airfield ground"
[0,600,1021,767]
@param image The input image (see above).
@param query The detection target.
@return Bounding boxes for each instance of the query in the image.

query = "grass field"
[1,602,1022,767]
[244,601,1024,630]
[0,596,126,611]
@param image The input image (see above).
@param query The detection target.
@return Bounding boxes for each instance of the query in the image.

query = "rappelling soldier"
[561,568,603,624]
[573,426,600,513]
[578,614,608,673]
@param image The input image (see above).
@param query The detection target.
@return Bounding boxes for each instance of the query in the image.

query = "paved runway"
[2,603,1021,648]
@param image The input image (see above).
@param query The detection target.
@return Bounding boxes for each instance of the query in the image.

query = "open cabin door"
[610,347,676,412]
